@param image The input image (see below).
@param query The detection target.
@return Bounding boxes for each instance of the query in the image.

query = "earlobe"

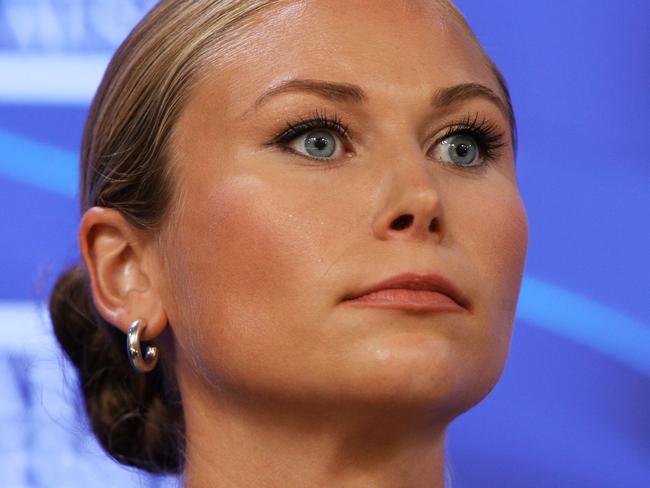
[79,207,168,340]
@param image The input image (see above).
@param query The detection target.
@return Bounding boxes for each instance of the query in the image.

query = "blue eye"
[272,111,350,161]
[435,134,479,166]
[294,129,340,159]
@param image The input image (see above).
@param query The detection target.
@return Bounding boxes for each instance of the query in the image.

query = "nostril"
[428,218,438,233]
[391,214,413,230]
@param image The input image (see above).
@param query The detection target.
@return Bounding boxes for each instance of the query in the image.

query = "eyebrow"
[248,78,513,126]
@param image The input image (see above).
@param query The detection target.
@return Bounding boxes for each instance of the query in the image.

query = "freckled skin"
[153,0,528,486]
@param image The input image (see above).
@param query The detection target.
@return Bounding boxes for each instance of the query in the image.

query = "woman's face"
[160,0,528,416]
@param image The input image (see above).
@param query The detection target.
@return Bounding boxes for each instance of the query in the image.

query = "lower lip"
[343,289,466,313]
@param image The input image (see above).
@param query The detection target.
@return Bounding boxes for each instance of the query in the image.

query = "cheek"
[459,179,529,349]
[166,173,340,389]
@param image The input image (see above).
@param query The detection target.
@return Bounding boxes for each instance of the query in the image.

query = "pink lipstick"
[342,272,468,313]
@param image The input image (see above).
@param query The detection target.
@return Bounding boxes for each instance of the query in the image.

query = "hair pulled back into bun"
[49,265,184,473]
[48,0,289,474]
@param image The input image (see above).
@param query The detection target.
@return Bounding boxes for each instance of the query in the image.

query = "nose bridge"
[370,139,443,241]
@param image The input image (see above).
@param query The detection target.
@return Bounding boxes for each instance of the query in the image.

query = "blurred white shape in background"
[0,0,157,104]
[0,301,181,488]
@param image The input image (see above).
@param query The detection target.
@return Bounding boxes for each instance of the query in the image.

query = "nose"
[370,153,442,242]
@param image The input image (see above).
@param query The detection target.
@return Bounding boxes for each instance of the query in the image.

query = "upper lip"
[342,272,469,309]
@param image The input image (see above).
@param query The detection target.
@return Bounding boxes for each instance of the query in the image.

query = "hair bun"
[49,265,184,473]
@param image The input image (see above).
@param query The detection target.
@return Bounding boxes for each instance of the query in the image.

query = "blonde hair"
[51,0,514,475]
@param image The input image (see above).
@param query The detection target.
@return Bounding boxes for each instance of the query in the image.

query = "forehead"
[197,0,498,106]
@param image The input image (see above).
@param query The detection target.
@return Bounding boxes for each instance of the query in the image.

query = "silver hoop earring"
[127,319,159,373]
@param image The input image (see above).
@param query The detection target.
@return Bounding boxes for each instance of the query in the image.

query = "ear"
[79,207,167,340]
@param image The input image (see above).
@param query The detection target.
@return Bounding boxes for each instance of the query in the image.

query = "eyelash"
[272,108,350,147]
[437,113,507,166]
[270,109,506,168]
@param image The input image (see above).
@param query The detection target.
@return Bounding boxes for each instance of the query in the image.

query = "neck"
[178,366,449,488]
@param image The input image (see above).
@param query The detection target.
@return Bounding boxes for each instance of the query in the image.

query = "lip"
[341,272,469,313]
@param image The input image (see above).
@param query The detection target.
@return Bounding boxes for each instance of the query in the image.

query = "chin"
[334,339,503,417]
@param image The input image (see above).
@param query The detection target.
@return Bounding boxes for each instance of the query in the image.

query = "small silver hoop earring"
[127,319,159,373]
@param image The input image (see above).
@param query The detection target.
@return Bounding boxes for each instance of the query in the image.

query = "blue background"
[0,0,648,486]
